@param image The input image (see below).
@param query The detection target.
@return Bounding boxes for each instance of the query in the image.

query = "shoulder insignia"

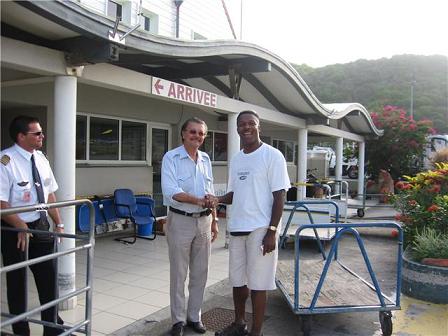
[1,155,10,166]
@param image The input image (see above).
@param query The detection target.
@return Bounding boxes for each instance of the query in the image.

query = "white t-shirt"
[227,143,290,232]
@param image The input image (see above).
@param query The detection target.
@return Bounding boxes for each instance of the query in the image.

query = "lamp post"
[410,80,416,120]
[174,0,184,38]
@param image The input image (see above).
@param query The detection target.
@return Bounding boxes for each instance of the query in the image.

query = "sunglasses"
[186,129,206,137]
[27,131,44,136]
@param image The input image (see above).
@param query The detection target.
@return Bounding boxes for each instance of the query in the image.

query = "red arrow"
[154,79,164,94]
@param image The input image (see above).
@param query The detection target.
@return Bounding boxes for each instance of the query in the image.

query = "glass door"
[152,128,169,216]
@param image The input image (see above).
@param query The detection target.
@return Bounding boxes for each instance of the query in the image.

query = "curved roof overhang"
[1,0,382,137]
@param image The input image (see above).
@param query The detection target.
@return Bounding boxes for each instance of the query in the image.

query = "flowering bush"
[393,162,448,257]
[367,105,435,179]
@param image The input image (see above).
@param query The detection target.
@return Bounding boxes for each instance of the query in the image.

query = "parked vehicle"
[308,146,358,179]
[423,134,448,170]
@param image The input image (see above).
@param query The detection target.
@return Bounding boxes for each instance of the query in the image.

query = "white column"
[223,112,239,248]
[357,141,365,198]
[54,76,77,310]
[227,113,239,163]
[297,128,308,200]
[335,137,343,194]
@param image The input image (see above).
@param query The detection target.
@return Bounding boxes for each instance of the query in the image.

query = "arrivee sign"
[151,77,217,108]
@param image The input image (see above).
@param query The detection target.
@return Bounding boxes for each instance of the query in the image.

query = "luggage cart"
[280,200,341,250]
[349,177,395,218]
[292,180,349,222]
[276,201,402,336]
[1,200,95,336]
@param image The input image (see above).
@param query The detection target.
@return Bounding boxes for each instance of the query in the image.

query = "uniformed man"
[1,115,64,335]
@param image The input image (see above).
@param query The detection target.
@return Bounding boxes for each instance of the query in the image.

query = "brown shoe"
[215,322,248,336]
[187,320,207,333]
[171,322,185,336]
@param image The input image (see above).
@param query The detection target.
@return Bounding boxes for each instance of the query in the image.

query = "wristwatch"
[56,223,65,228]
[268,225,277,232]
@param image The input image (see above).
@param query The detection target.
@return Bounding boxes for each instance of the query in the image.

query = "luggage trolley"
[276,200,402,336]
[349,177,395,218]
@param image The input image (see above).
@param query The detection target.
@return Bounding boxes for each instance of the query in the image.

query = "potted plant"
[393,162,448,303]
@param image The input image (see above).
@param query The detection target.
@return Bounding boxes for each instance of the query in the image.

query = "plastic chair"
[113,189,157,244]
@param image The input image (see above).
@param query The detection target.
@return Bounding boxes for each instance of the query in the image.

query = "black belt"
[169,206,212,218]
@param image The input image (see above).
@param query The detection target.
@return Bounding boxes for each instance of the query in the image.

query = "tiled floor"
[1,221,230,335]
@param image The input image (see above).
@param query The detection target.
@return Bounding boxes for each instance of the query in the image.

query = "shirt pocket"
[12,182,32,203]
[177,173,193,193]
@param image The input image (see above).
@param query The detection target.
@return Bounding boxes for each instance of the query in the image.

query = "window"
[143,15,150,31]
[200,131,227,162]
[76,115,87,160]
[76,114,148,163]
[121,121,146,160]
[90,117,119,160]
[107,0,122,20]
[140,11,159,34]
[273,139,295,163]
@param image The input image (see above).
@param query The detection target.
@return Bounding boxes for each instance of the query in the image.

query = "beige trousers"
[166,211,211,324]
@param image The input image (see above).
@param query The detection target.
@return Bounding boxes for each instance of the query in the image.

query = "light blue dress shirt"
[161,145,214,213]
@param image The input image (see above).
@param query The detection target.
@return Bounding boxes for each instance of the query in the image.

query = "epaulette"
[1,154,10,166]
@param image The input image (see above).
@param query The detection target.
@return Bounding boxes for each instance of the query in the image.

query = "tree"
[366,105,435,179]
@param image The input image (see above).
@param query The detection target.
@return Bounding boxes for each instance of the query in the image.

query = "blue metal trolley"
[276,200,402,336]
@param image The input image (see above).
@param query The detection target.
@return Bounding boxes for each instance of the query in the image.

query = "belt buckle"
[192,212,201,218]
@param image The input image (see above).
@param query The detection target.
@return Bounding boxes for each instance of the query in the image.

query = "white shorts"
[229,227,278,290]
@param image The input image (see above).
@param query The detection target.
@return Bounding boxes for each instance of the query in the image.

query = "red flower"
[428,184,441,193]
[395,181,411,190]
[408,200,417,206]
[409,123,417,131]
[427,204,440,212]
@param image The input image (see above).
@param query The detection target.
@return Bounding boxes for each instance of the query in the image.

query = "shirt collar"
[14,143,35,161]
[179,145,206,162]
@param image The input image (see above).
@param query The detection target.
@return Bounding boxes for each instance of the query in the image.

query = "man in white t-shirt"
[210,111,290,336]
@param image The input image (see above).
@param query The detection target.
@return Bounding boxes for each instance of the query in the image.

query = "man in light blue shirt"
[162,117,218,336]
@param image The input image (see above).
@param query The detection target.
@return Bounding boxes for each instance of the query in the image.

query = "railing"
[1,199,95,336]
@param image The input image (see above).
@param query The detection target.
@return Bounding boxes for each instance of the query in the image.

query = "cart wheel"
[357,209,365,217]
[379,311,393,336]
[301,316,312,336]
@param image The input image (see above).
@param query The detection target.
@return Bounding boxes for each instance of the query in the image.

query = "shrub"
[367,105,435,179]
[393,162,448,250]
[412,227,448,261]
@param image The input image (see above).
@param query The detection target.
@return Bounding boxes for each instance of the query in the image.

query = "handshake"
[198,194,220,209]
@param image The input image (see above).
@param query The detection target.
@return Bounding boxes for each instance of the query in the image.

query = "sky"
[232,0,448,68]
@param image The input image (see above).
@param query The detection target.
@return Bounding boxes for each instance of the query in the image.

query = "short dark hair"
[9,115,40,142]
[180,117,208,142]
[237,110,260,124]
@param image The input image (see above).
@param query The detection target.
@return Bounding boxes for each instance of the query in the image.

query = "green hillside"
[292,55,448,133]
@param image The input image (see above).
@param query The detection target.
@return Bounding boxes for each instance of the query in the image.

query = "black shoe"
[215,322,248,336]
[187,320,207,334]
[171,322,185,336]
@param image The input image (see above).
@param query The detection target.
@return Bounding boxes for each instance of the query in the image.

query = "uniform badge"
[1,155,10,166]
[17,181,29,187]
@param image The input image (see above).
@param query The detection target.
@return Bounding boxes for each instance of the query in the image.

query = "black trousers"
[1,224,64,336]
